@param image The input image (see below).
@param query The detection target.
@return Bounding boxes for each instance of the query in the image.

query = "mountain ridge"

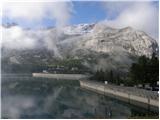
[1,22,159,72]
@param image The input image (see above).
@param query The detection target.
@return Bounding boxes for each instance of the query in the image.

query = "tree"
[148,53,159,86]
[90,69,108,82]
[108,70,114,83]
[129,53,159,87]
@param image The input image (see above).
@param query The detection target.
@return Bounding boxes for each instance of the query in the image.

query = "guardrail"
[79,80,159,111]
[31,73,159,111]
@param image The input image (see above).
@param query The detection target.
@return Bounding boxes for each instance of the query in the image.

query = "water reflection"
[1,76,158,119]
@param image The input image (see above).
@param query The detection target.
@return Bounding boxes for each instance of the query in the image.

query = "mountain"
[1,22,159,73]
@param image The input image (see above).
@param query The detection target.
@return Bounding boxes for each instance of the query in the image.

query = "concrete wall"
[32,73,88,80]
[32,73,158,111]
[79,80,159,112]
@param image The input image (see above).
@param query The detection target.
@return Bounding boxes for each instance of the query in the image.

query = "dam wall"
[79,80,159,111]
[32,73,89,80]
[32,73,158,111]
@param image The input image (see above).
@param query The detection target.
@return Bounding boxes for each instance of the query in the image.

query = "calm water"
[1,74,158,119]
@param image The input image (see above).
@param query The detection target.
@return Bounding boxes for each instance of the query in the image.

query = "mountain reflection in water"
[1,75,158,119]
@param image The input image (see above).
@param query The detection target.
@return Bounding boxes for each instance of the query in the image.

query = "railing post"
[148,98,150,112]
[128,93,130,104]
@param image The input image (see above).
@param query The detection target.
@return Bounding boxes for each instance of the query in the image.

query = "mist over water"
[1,75,158,119]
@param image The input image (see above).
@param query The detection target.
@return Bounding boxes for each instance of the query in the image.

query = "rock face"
[1,22,159,72]
[60,23,158,58]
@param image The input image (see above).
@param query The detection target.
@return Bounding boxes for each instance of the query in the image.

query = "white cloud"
[103,2,158,40]
[1,26,63,58]
[51,2,74,30]
[3,2,46,21]
[3,1,73,29]
[2,1,73,57]
[2,26,37,49]
[1,1,158,52]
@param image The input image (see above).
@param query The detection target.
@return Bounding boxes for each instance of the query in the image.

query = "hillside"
[1,22,158,73]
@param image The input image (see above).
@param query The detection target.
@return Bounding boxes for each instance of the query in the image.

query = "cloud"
[1,25,63,58]
[2,1,74,58]
[1,26,37,49]
[3,1,73,29]
[103,2,158,40]
[3,2,46,22]
[51,2,74,30]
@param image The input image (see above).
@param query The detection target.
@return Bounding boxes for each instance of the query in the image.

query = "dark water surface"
[1,74,158,119]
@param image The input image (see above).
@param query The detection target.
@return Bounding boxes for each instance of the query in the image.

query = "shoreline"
[79,80,158,112]
[32,73,89,80]
[32,73,159,112]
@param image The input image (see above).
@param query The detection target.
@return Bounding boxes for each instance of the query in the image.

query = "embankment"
[80,80,159,112]
[32,73,159,112]
[32,73,89,80]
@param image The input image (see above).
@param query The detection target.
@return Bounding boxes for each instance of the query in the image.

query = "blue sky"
[2,1,158,28]
[2,1,107,28]
[2,1,159,40]
[70,2,106,24]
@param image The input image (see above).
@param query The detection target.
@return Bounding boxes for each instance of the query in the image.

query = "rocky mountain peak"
[2,22,159,72]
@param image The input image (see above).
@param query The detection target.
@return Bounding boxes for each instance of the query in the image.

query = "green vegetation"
[1,58,90,74]
[48,58,85,69]
[2,52,159,87]
[128,53,159,87]
[90,53,159,87]
[90,69,122,85]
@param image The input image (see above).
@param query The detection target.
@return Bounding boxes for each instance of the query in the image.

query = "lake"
[1,74,158,119]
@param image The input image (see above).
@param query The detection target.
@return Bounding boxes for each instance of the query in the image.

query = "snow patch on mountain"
[62,23,95,35]
[1,22,158,71]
